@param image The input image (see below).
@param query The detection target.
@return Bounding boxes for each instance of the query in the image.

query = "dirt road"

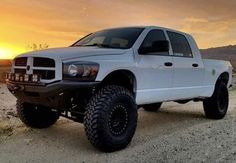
[0,83,236,163]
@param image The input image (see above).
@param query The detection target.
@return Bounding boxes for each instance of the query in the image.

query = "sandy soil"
[0,83,236,163]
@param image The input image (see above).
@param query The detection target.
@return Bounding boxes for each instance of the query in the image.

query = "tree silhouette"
[26,43,49,51]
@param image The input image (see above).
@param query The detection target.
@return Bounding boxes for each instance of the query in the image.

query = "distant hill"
[201,45,236,70]
[0,59,11,67]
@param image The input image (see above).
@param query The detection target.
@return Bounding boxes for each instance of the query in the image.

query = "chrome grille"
[15,57,27,66]
[33,57,55,67]
[13,57,56,81]
[33,70,55,80]
[14,69,26,74]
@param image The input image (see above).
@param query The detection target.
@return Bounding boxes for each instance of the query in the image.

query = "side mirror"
[139,40,169,54]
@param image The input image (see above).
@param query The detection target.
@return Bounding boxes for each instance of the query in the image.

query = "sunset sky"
[0,0,236,59]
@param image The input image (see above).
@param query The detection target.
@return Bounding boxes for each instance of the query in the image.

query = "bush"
[0,67,10,83]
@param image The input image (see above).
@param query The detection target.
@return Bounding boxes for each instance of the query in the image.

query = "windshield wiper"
[75,43,113,48]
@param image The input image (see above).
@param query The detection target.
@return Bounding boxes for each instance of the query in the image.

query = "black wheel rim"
[108,104,128,136]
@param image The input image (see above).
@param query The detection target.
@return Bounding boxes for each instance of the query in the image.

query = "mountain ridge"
[0,59,11,67]
[200,45,236,70]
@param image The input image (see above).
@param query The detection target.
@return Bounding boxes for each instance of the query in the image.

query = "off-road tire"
[84,85,137,152]
[16,100,59,128]
[203,82,229,119]
[142,103,162,112]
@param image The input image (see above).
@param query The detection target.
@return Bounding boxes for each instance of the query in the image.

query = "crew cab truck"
[6,26,232,152]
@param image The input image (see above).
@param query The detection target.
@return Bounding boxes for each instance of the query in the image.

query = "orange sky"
[0,0,236,59]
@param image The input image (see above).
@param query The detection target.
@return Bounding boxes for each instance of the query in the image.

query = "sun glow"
[0,44,25,59]
[0,0,236,60]
[0,48,13,59]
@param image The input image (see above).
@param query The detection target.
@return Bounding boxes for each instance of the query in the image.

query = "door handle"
[164,62,173,67]
[192,63,198,67]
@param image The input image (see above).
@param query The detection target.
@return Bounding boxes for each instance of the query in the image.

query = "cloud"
[1,0,236,50]
[184,18,208,23]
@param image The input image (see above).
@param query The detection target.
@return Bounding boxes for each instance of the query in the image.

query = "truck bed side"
[203,59,232,96]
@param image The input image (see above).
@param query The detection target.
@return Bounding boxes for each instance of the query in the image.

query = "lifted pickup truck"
[6,26,232,152]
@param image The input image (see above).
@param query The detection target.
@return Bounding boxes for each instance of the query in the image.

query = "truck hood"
[16,47,127,60]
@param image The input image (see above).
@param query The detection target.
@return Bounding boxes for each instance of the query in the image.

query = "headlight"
[63,62,99,81]
[68,64,80,77]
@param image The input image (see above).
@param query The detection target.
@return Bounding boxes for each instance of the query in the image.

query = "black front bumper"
[6,80,100,108]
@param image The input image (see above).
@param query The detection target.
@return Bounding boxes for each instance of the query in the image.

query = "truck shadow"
[8,102,211,155]
[134,104,209,143]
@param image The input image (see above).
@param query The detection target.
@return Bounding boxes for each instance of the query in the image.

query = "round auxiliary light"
[9,73,12,80]
[24,74,29,82]
[7,73,11,80]
[19,76,24,82]
[32,74,39,82]
[6,73,9,80]
[68,64,78,77]
[11,74,15,81]
[15,74,20,81]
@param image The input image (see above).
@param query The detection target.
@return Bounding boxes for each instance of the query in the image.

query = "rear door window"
[167,31,193,57]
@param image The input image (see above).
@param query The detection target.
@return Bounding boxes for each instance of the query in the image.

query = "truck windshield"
[72,27,144,49]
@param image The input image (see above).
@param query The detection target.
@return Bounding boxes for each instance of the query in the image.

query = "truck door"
[135,29,174,104]
[166,31,204,100]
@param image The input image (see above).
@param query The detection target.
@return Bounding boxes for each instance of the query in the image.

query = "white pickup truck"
[6,26,232,152]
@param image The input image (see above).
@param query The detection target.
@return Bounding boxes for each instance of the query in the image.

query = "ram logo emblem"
[26,65,30,71]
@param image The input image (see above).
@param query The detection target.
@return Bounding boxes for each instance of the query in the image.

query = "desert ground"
[0,79,236,163]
